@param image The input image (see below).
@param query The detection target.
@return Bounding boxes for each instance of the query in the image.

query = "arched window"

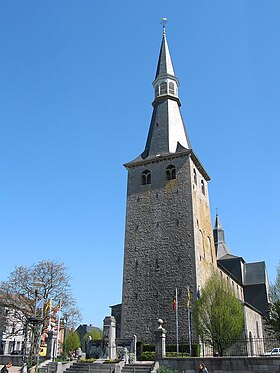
[201,180,205,195]
[256,321,260,338]
[193,169,197,185]
[155,84,159,97]
[141,170,151,185]
[160,82,167,95]
[169,82,175,95]
[155,258,160,271]
[166,165,176,180]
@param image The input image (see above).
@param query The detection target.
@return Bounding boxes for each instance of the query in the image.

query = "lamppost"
[22,282,44,372]
[63,314,68,359]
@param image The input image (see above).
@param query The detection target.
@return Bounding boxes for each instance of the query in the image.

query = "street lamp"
[23,282,45,372]
[63,314,68,359]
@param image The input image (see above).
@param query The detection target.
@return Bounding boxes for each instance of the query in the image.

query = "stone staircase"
[64,362,115,373]
[40,362,58,373]
[63,362,154,373]
[40,361,154,373]
[121,362,154,373]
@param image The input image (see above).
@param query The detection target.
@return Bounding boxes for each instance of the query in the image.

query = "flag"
[186,287,191,310]
[53,300,61,315]
[197,286,201,300]
[44,300,51,313]
[173,294,177,311]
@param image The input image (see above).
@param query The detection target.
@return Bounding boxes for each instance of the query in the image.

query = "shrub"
[158,366,180,373]
[103,359,121,364]
[80,358,96,363]
[165,352,189,358]
[141,351,156,361]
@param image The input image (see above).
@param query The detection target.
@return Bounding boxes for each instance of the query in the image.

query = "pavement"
[0,366,22,373]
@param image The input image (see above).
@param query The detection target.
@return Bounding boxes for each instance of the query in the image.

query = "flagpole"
[48,299,52,329]
[188,305,192,357]
[54,300,61,359]
[175,288,179,356]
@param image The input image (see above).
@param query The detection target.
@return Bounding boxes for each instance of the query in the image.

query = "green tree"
[83,328,102,351]
[270,261,280,302]
[66,330,80,354]
[193,272,244,356]
[270,262,280,340]
[90,328,102,340]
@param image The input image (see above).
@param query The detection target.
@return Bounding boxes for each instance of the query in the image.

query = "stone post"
[46,329,54,359]
[102,316,117,360]
[86,335,92,359]
[154,319,166,360]
[131,335,137,363]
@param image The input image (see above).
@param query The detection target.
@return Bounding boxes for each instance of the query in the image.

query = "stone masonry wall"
[159,356,280,373]
[244,304,264,355]
[121,153,197,343]
[190,158,216,293]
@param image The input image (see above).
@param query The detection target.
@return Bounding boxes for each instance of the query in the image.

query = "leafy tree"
[193,272,244,356]
[83,328,102,351]
[90,327,102,340]
[270,301,280,340]
[0,260,81,366]
[66,329,80,354]
[270,261,280,302]
[0,260,81,332]
[270,262,280,340]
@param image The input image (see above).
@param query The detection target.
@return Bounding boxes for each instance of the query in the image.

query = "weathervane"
[161,17,168,35]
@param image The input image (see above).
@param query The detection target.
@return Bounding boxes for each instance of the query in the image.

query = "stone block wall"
[190,156,216,293]
[121,153,198,343]
[159,356,280,373]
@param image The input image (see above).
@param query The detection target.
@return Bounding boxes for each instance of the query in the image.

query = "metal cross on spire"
[161,17,168,35]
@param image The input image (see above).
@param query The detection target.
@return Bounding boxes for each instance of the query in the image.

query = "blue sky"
[0,1,279,328]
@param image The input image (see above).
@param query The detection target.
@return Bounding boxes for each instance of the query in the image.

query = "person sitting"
[198,363,208,373]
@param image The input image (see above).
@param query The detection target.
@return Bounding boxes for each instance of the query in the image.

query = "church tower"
[121,27,216,343]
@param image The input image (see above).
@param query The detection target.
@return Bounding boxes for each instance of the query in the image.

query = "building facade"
[116,28,270,347]
[121,29,216,343]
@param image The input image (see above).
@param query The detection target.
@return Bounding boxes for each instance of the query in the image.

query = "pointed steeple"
[213,213,232,259]
[155,29,175,79]
[137,27,191,160]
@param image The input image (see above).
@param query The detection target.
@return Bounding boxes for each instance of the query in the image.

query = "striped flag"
[173,294,177,311]
[44,300,51,312]
[53,300,61,315]
[186,287,191,310]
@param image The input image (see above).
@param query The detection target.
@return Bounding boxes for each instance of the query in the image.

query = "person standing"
[198,363,208,373]
[1,362,12,373]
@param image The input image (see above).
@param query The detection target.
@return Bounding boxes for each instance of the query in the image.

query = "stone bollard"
[102,316,117,360]
[154,319,167,360]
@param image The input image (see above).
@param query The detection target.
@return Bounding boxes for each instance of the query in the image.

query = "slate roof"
[213,214,232,259]
[155,31,175,79]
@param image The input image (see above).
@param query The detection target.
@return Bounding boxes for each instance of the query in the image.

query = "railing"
[202,337,280,357]
[147,337,280,357]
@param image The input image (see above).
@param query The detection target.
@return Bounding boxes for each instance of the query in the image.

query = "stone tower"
[121,28,216,343]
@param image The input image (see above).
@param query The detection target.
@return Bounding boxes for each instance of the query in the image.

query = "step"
[121,364,153,373]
